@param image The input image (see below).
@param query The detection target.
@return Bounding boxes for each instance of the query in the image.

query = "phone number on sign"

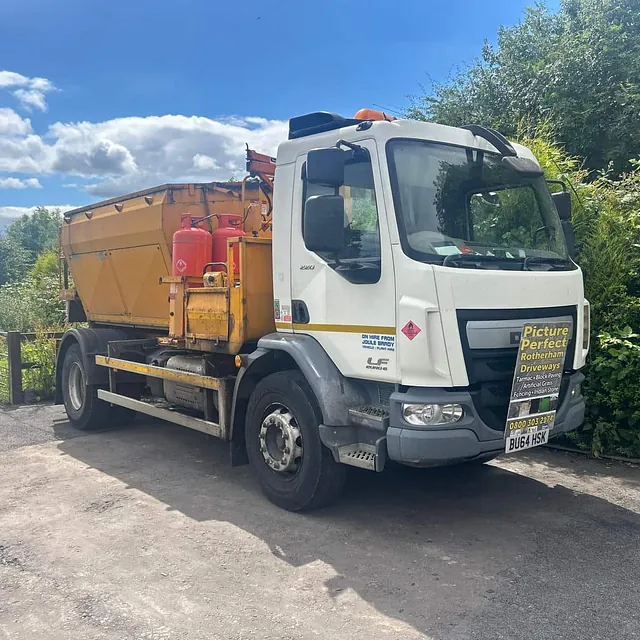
[508,413,555,431]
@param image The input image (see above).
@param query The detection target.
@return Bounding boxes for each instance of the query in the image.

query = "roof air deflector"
[288,112,360,140]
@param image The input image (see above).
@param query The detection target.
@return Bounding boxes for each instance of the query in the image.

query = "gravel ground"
[0,404,639,640]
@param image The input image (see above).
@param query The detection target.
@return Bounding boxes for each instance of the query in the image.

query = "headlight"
[402,403,464,426]
[583,300,590,351]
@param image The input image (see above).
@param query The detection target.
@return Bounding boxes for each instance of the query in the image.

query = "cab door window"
[303,154,381,284]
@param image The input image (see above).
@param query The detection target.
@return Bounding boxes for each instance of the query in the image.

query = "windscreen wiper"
[442,254,520,269]
[523,256,573,271]
[442,254,573,271]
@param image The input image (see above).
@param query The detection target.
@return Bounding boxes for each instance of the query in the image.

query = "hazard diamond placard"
[401,320,421,340]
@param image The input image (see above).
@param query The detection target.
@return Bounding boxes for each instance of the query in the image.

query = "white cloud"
[0,108,32,137]
[0,70,56,112]
[0,177,42,189]
[0,112,288,197]
[82,114,287,195]
[0,132,50,173]
[0,89,289,200]
[12,89,47,112]
[52,138,138,176]
[192,153,219,171]
[0,204,75,219]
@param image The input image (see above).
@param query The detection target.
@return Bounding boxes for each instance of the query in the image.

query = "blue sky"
[0,0,542,219]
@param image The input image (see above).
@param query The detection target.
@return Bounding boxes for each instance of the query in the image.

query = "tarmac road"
[0,404,638,640]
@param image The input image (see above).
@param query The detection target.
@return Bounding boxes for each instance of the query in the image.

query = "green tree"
[30,250,59,281]
[5,207,62,263]
[408,0,640,175]
[0,236,30,285]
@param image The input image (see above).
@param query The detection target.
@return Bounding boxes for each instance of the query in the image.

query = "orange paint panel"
[109,244,171,322]
[67,251,126,317]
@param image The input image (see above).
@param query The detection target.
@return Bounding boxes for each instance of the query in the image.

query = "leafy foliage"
[21,330,59,402]
[4,207,61,264]
[521,129,640,457]
[30,250,59,281]
[0,207,66,402]
[0,330,61,404]
[0,277,65,333]
[0,207,62,287]
[572,328,640,458]
[0,275,65,403]
[0,236,30,286]
[408,0,640,175]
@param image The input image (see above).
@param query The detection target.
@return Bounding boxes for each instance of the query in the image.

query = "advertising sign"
[505,321,571,453]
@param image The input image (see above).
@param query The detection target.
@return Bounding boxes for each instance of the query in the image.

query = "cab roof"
[278,113,537,167]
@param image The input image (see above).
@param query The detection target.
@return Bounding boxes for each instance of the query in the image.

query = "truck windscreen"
[387,139,572,270]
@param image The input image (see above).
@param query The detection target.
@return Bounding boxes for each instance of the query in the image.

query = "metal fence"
[0,331,64,405]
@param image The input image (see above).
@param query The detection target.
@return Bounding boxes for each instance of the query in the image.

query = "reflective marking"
[276,323,395,335]
[95,355,220,389]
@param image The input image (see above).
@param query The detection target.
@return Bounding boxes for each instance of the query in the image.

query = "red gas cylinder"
[172,213,212,278]
[211,214,246,274]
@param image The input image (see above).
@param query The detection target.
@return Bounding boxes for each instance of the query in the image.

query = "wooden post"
[7,331,23,405]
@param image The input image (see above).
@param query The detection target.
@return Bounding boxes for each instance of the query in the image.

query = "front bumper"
[387,371,584,465]
[319,371,585,468]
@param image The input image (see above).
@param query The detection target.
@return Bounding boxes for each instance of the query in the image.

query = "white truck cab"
[267,111,588,470]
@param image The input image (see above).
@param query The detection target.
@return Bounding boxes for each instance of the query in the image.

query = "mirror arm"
[335,139,362,151]
[335,139,367,159]
[546,179,567,192]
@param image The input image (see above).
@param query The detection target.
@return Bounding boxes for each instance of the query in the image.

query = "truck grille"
[457,307,577,432]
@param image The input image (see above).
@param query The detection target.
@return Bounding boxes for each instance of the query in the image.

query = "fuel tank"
[162,355,213,413]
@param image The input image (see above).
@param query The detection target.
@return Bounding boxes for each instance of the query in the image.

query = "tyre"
[245,370,346,511]
[61,344,136,430]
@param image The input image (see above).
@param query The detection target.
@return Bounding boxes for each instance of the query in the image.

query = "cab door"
[288,139,397,382]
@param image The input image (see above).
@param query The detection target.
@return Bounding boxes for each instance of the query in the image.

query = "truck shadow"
[54,416,640,639]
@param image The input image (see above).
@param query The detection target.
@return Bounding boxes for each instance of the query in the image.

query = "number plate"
[505,428,549,454]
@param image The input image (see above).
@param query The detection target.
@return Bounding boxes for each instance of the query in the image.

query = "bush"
[21,330,59,402]
[0,329,61,404]
[30,250,59,281]
[518,131,640,457]
[570,328,640,458]
[0,274,65,404]
[0,276,65,332]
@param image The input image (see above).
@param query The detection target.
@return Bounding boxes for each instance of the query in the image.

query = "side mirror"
[303,195,345,253]
[552,190,572,221]
[562,220,576,259]
[306,148,349,187]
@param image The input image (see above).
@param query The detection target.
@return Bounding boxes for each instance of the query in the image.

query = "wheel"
[61,344,136,430]
[245,370,346,511]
